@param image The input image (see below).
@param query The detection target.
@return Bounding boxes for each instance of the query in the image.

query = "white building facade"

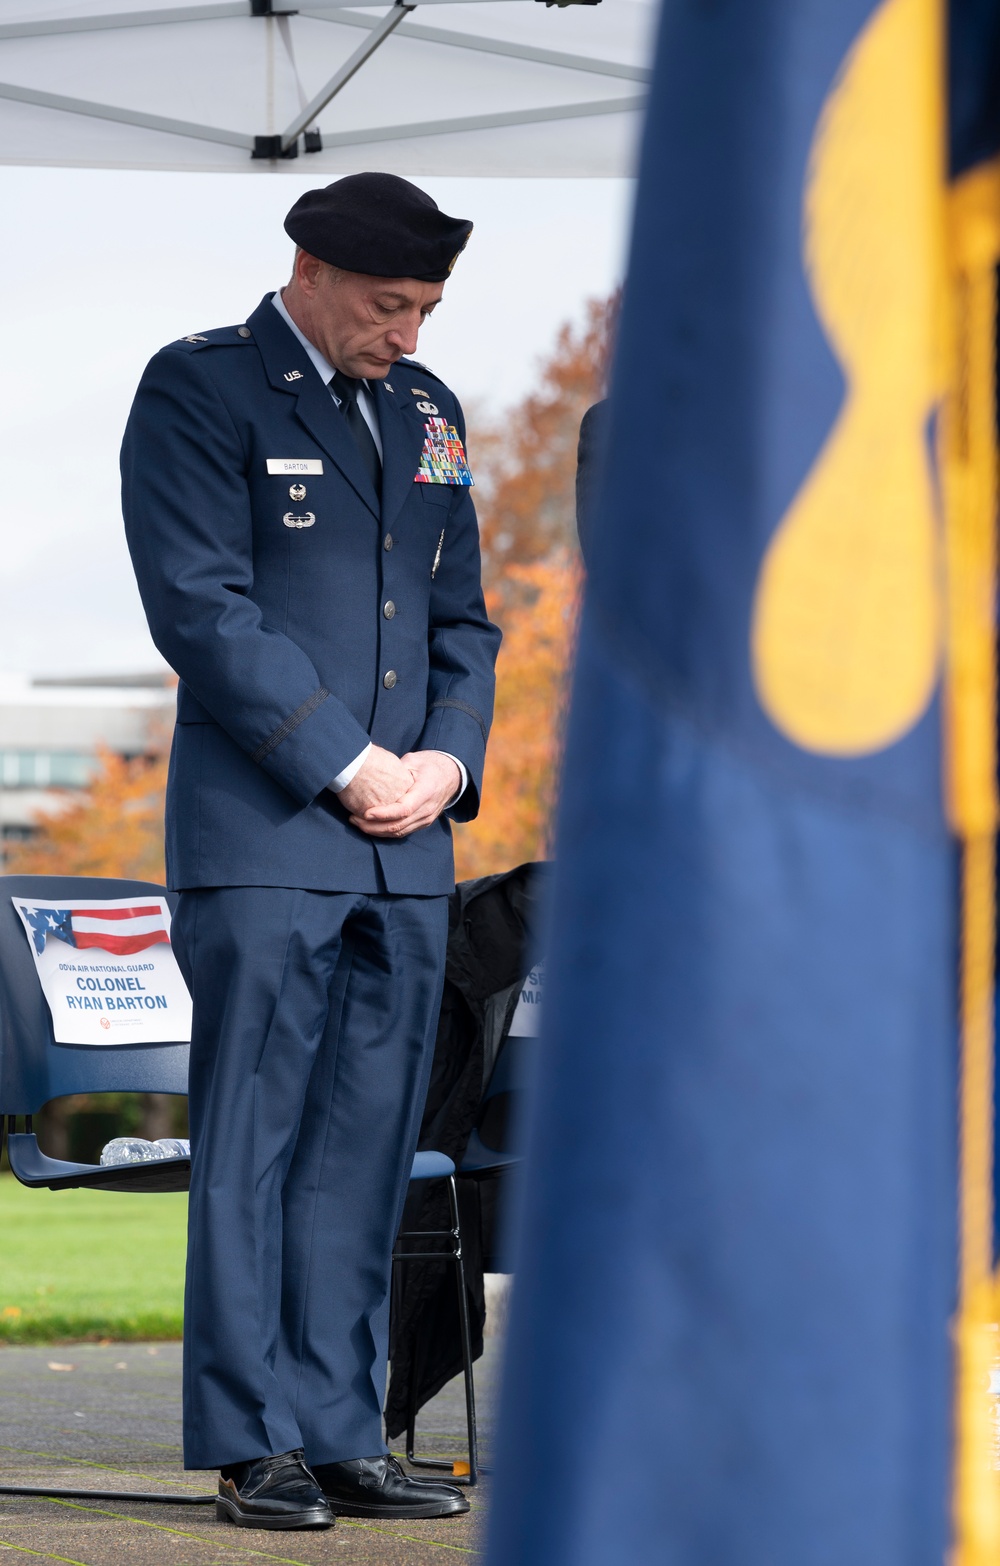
[0,673,175,857]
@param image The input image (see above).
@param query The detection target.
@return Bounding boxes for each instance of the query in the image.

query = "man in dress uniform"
[121,173,500,1532]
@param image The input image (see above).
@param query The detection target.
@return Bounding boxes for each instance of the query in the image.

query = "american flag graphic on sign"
[19,903,171,957]
[13,894,190,1047]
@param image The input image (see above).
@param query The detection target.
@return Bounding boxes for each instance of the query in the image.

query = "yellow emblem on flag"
[751,0,1000,1553]
[750,0,944,756]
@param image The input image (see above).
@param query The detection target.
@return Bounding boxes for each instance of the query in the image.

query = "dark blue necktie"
[331,371,381,497]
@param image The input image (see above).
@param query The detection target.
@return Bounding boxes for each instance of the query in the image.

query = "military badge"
[413,417,474,487]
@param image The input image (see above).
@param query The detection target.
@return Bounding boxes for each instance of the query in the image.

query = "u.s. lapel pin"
[283,369,304,382]
[384,383,394,393]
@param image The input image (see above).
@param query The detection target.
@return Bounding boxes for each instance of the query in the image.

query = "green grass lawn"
[0,1174,186,1343]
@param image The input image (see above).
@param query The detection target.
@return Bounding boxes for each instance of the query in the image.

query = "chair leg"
[401,1177,479,1485]
[405,1304,423,1467]
[447,1174,479,1485]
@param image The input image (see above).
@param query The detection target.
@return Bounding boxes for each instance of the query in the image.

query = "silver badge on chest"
[283,512,315,529]
[289,484,307,501]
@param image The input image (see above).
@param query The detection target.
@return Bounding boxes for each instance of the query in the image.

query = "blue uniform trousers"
[170,887,449,1471]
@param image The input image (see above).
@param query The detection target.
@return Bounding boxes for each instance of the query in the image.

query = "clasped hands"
[335,745,460,839]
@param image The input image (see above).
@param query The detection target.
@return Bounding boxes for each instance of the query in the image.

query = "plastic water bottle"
[99,1137,162,1166]
[100,1136,191,1167]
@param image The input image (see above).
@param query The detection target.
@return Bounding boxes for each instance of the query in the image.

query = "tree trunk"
[38,1096,71,1160]
[138,1092,174,1141]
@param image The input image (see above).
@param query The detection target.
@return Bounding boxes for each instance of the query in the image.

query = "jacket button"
[383,670,397,689]
[237,326,251,338]
[383,533,393,551]
[383,601,396,619]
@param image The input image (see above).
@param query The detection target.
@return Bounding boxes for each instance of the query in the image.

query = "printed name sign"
[13,897,193,1046]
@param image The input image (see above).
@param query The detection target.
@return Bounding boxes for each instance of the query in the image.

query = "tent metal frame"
[0,0,649,162]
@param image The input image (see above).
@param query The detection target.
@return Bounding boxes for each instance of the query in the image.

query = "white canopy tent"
[0,0,654,175]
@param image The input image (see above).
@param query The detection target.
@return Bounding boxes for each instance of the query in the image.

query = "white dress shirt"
[271,290,467,807]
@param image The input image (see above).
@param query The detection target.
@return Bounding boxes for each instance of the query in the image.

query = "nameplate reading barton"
[267,458,324,476]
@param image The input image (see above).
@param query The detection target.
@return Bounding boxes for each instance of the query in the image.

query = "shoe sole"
[216,1497,333,1530]
[325,1498,470,1519]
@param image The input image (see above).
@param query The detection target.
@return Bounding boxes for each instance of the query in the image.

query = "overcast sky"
[0,168,633,678]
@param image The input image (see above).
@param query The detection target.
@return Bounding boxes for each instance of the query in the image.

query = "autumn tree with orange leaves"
[473,292,616,596]
[10,295,614,886]
[452,553,582,881]
[452,292,613,876]
[4,745,168,882]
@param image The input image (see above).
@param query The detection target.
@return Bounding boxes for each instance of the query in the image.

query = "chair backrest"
[475,1032,533,1157]
[0,876,189,1115]
[476,958,543,1154]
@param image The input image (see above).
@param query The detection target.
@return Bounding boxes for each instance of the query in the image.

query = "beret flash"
[284,172,473,283]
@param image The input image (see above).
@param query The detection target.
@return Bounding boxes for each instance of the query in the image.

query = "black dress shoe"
[313,1454,470,1519]
[216,1449,333,1530]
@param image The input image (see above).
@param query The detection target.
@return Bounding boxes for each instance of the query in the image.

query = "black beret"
[284,172,473,283]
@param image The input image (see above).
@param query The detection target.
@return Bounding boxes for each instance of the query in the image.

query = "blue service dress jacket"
[121,293,500,896]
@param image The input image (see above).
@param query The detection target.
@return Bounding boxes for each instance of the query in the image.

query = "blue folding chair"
[459,1031,532,1179]
[0,873,211,1506]
[0,874,466,1502]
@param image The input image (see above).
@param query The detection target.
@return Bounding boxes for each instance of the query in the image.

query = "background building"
[0,672,175,860]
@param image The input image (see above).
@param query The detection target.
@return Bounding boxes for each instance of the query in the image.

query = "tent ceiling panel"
[0,0,654,173]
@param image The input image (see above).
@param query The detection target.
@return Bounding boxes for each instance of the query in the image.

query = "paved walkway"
[0,1341,499,1564]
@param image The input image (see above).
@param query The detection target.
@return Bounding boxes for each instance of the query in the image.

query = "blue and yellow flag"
[486,3,1000,1564]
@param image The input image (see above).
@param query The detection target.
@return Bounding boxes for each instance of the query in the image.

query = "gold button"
[383,601,396,619]
[383,534,393,551]
[237,326,251,339]
[383,670,397,689]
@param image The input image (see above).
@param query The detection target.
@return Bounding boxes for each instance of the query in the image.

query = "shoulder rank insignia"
[183,334,207,343]
[414,417,474,487]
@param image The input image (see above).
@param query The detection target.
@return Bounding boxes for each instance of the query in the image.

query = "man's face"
[303,260,445,379]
